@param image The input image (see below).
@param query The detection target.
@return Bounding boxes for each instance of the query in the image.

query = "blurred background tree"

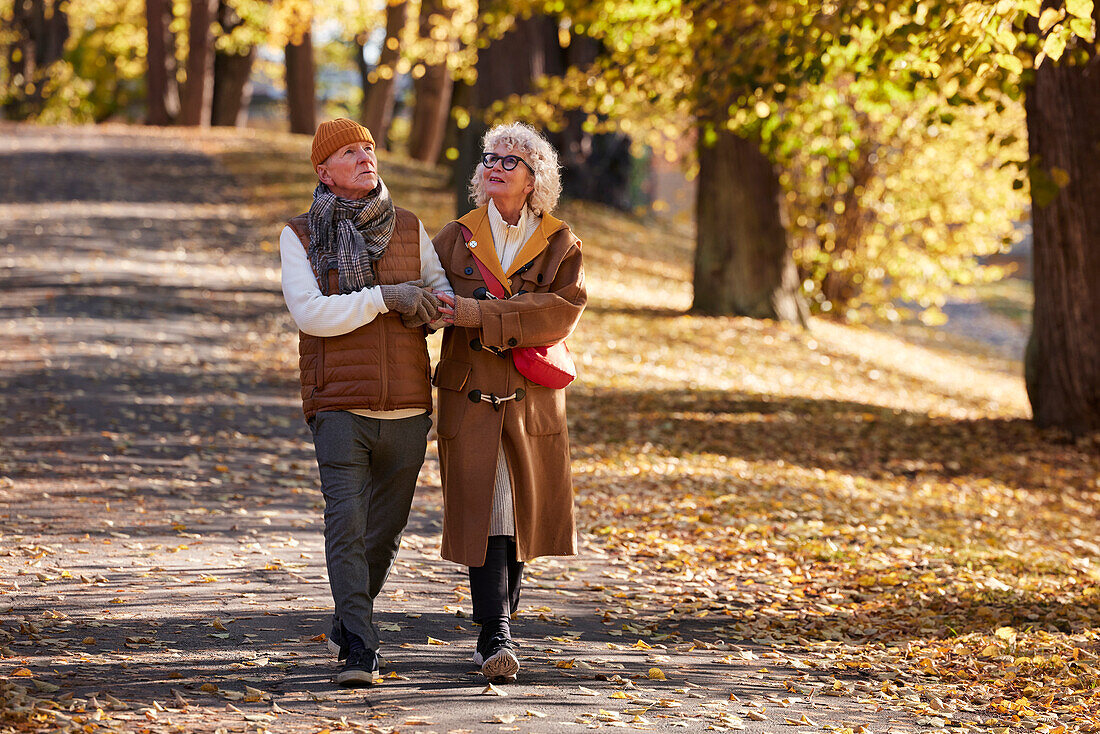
[0,0,1095,431]
[1,0,70,119]
[476,0,1095,432]
[498,1,1030,324]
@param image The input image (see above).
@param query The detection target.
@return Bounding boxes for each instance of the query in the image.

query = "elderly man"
[280,118,448,686]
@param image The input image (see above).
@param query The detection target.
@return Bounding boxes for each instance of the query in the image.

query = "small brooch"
[469,239,478,248]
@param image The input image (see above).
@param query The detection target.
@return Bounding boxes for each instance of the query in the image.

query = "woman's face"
[481,144,534,210]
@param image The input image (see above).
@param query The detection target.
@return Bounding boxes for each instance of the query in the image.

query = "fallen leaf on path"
[480,683,507,696]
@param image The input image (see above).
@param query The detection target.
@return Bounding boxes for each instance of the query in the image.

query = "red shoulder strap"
[459,224,508,299]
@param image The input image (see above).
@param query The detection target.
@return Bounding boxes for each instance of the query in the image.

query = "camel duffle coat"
[432,204,586,567]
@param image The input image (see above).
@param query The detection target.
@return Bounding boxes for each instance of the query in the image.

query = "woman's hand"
[436,292,482,328]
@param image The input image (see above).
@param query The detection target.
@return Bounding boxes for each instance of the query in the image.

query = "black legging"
[468,535,524,627]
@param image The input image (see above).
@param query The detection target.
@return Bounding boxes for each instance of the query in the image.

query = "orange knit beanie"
[311,118,375,168]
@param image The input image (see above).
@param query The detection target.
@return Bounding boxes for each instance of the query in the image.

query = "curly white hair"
[469,123,562,216]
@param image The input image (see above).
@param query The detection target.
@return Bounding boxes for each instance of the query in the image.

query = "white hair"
[469,123,562,216]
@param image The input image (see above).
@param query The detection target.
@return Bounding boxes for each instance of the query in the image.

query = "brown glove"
[381,280,431,315]
[450,295,482,328]
[400,288,442,328]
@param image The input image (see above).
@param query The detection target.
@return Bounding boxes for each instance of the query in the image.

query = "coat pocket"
[432,358,471,439]
[524,382,566,436]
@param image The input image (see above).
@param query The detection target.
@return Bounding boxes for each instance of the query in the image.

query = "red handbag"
[510,341,576,389]
[462,228,576,389]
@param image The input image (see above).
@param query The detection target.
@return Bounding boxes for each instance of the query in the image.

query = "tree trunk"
[3,0,69,119]
[354,39,370,106]
[211,48,254,126]
[179,0,215,126]
[361,0,408,145]
[1023,33,1100,433]
[408,63,453,161]
[692,127,808,324]
[145,0,173,124]
[407,0,453,163]
[285,32,316,135]
[439,77,471,169]
[210,0,255,127]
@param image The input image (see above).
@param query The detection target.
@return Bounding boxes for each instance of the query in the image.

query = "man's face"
[317,141,379,199]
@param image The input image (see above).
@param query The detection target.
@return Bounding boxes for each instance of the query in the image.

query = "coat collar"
[457,204,567,293]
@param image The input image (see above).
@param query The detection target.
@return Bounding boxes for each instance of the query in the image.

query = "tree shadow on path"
[569,386,1099,495]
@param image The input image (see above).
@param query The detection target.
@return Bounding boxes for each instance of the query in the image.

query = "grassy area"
[972,276,1034,326]
[218,129,1099,732]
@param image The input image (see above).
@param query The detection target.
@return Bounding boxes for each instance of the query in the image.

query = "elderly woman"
[434,123,586,682]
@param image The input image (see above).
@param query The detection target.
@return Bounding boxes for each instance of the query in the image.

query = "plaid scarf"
[307,180,396,295]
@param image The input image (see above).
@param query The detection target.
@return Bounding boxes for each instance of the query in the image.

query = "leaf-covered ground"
[1,123,1098,734]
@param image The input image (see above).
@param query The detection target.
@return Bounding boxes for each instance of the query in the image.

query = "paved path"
[0,124,920,733]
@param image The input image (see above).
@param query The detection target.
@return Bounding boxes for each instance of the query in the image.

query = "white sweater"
[487,199,539,273]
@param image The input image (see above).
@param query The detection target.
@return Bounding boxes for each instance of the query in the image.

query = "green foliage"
[0,0,16,108]
[0,0,79,120]
[487,0,1038,321]
[60,0,147,122]
[406,0,479,82]
[4,0,1090,320]
[216,0,273,54]
[785,80,1028,322]
[1,0,303,123]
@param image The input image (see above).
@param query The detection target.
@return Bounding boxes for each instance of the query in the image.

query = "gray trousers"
[310,410,431,651]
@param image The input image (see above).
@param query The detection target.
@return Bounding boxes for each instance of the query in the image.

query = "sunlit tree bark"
[1023,9,1100,434]
[179,0,216,126]
[144,0,175,124]
[407,0,453,163]
[692,127,808,324]
[285,31,316,135]
[210,0,255,127]
[361,0,407,145]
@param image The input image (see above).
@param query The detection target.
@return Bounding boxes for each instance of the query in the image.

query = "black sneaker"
[336,646,379,687]
[327,620,386,667]
[473,635,519,683]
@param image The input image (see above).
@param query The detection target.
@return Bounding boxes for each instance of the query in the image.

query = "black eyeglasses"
[481,152,535,174]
